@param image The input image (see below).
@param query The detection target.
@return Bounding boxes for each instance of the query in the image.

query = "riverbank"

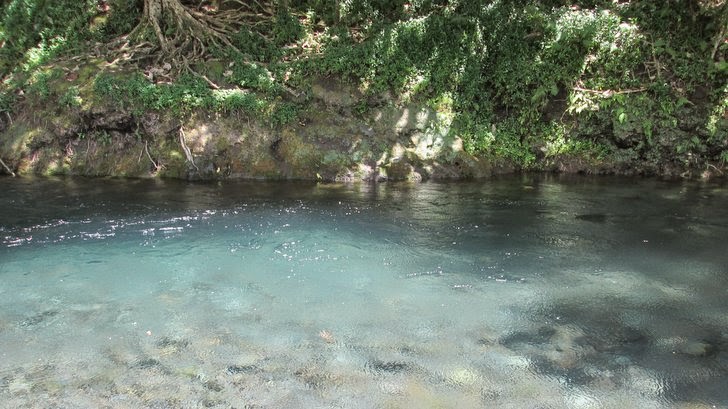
[1,72,725,181]
[1,1,726,181]
[0,72,616,181]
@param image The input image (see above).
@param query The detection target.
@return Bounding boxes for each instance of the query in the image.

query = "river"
[0,175,727,408]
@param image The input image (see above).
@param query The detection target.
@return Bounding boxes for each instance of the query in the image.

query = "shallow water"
[0,175,727,408]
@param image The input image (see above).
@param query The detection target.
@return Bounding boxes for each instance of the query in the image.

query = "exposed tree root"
[178,126,199,171]
[117,0,275,76]
[143,140,163,172]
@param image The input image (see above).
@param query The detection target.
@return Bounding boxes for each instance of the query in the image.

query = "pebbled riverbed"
[0,175,727,408]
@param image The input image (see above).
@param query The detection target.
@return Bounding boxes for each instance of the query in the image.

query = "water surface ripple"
[1,176,727,408]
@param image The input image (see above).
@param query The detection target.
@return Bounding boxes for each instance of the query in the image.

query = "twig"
[178,127,199,171]
[0,157,16,177]
[572,86,647,96]
[4,111,11,125]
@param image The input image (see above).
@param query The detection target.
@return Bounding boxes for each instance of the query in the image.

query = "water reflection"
[0,175,727,408]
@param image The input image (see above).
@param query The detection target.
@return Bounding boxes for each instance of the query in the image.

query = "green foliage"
[59,85,82,107]
[720,150,728,164]
[94,129,112,145]
[94,72,211,115]
[267,101,298,127]
[344,0,411,24]
[2,0,724,173]
[300,4,564,167]
[562,139,612,160]
[0,90,14,113]
[295,0,726,169]
[231,28,281,62]
[0,0,110,115]
[273,9,304,46]
[78,129,111,145]
[26,69,58,100]
[98,0,142,40]
[92,71,125,101]
[229,60,282,95]
[0,0,97,76]
[93,71,297,126]
[210,89,265,114]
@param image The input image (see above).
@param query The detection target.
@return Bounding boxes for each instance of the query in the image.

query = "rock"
[680,340,717,357]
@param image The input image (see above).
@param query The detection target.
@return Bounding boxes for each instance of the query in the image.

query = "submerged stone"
[499,326,556,347]
[19,310,59,327]
[366,360,409,373]
[226,365,260,375]
[203,380,224,392]
[134,358,162,369]
[293,367,334,389]
[680,340,718,357]
[156,337,190,350]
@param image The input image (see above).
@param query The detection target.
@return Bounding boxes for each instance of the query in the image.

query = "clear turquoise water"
[0,176,727,408]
